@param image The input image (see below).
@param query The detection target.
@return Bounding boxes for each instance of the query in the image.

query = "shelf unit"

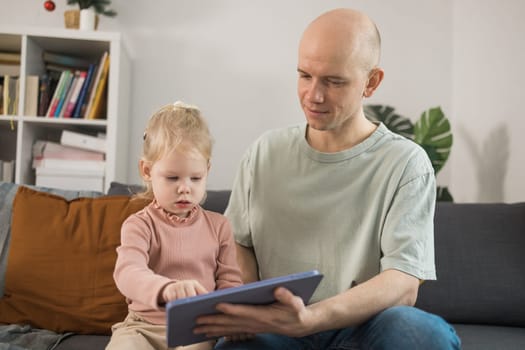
[0,27,130,191]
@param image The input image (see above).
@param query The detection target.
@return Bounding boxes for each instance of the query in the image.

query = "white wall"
[2,0,523,202]
[450,0,525,203]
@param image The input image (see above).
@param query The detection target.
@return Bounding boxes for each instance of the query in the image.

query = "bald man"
[195,8,460,350]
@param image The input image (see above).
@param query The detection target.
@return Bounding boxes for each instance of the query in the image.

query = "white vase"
[79,8,96,31]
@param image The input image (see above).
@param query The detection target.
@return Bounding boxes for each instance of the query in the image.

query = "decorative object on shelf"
[364,104,454,202]
[64,9,99,30]
[66,0,117,17]
[64,0,116,30]
[79,7,96,30]
[44,0,56,11]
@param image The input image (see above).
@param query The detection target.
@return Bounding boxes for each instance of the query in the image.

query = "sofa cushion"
[0,186,149,334]
[0,182,102,298]
[107,181,231,214]
[416,202,525,327]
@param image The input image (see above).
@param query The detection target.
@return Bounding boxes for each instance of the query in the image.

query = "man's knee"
[367,306,461,349]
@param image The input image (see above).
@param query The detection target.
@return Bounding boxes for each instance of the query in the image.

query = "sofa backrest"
[416,202,525,327]
[107,182,231,214]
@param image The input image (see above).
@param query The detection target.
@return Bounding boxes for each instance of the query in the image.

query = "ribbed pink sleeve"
[113,203,242,324]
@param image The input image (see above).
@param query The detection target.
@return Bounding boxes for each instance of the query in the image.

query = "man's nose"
[306,80,325,103]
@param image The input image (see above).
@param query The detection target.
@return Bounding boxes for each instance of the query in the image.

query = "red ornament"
[44,0,56,11]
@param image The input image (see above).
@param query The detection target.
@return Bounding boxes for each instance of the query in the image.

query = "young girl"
[107,102,242,350]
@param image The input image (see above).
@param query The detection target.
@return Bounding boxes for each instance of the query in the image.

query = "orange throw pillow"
[0,186,149,334]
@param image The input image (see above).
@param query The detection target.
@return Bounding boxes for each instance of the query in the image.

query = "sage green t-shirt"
[225,123,436,302]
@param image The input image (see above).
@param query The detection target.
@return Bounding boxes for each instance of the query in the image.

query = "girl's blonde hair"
[137,101,213,201]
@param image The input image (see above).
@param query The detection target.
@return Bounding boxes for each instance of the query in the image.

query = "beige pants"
[106,311,214,350]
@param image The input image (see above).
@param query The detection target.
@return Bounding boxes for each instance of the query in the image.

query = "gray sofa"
[1,181,524,349]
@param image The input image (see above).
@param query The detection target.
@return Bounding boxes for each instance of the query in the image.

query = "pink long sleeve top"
[114,201,242,324]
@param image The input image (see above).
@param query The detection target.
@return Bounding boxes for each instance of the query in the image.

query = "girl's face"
[141,148,209,218]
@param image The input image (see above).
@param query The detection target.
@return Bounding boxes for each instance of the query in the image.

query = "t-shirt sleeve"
[380,151,437,281]
[225,148,254,247]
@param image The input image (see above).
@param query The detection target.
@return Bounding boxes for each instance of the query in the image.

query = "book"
[73,63,96,118]
[32,140,105,160]
[54,71,74,117]
[83,52,108,119]
[38,74,51,116]
[2,75,19,115]
[32,158,106,173]
[60,130,106,153]
[42,51,91,70]
[63,70,87,118]
[24,75,39,116]
[0,63,20,76]
[0,52,21,65]
[86,54,110,120]
[2,160,15,182]
[35,167,104,192]
[45,70,68,117]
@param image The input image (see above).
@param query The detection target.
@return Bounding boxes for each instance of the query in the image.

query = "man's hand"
[162,280,208,302]
[194,287,315,339]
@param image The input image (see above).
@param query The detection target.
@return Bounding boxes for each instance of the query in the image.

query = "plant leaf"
[437,186,454,202]
[414,107,453,174]
[364,104,414,139]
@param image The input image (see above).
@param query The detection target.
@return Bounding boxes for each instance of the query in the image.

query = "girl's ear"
[139,159,152,180]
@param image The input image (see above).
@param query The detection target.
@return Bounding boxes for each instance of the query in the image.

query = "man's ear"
[139,159,152,180]
[363,67,384,98]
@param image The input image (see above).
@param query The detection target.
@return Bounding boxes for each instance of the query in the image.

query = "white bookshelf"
[0,27,131,192]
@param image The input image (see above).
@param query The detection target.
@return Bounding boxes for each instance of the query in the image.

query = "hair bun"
[173,101,200,111]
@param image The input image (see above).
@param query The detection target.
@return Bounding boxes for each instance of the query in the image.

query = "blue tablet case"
[166,270,323,347]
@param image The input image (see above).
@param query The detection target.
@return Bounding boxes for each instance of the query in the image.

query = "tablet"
[166,270,323,347]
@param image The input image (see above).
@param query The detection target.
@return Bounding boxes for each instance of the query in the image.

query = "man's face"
[297,37,370,133]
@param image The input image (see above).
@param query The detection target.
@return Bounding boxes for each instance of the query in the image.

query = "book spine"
[73,63,96,118]
[84,52,108,119]
[46,71,68,117]
[63,71,87,118]
[54,71,74,117]
[38,74,50,116]
[60,130,106,153]
[87,54,110,120]
[42,51,91,69]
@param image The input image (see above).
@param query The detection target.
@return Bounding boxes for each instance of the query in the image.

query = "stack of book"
[33,130,107,191]
[0,50,110,118]
[41,51,110,119]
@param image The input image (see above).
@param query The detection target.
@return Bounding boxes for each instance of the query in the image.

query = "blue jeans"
[214,306,461,350]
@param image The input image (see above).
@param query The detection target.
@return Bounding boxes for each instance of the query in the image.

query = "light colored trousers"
[106,311,214,350]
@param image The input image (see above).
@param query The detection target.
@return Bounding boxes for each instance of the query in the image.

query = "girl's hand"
[163,280,208,302]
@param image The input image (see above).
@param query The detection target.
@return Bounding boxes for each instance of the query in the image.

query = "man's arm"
[306,269,419,333]
[195,268,419,338]
[235,243,258,284]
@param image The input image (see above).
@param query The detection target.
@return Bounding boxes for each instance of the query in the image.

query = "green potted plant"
[67,0,117,17]
[63,0,116,30]
[364,104,454,202]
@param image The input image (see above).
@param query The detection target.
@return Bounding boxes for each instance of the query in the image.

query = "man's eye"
[328,80,345,86]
